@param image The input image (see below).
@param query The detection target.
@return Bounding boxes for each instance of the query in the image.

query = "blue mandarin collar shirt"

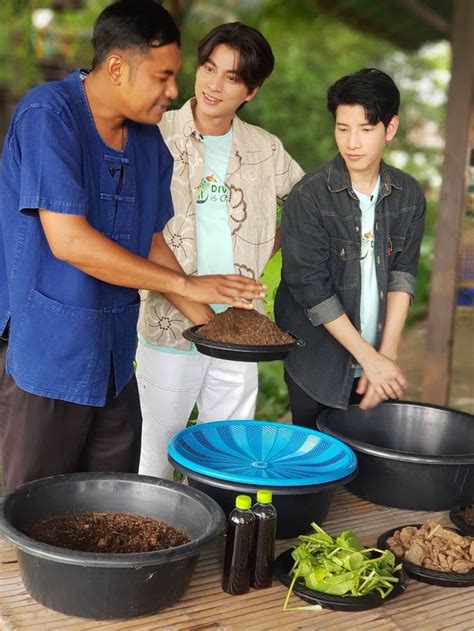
[0,70,174,405]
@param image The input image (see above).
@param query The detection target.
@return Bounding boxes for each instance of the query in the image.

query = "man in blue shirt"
[0,0,264,494]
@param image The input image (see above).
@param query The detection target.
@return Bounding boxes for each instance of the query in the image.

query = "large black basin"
[317,401,474,510]
[168,420,358,539]
[0,473,225,619]
[179,469,357,540]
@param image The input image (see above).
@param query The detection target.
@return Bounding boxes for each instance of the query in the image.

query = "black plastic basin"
[170,461,357,540]
[0,473,225,619]
[168,420,358,540]
[317,401,474,510]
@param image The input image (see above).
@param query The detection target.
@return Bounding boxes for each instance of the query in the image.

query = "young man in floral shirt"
[137,23,304,478]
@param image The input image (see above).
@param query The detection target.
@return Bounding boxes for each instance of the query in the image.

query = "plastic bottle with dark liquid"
[250,489,277,588]
[222,495,255,595]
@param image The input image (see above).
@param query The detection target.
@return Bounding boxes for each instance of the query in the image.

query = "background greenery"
[0,0,450,420]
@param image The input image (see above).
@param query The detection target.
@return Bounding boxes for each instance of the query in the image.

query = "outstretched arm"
[38,211,265,308]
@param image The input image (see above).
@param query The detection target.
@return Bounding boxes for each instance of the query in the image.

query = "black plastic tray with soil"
[182,308,304,362]
[24,512,190,554]
[377,524,474,588]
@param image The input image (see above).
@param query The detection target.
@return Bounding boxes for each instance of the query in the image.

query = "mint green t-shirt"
[196,129,234,314]
[354,176,381,377]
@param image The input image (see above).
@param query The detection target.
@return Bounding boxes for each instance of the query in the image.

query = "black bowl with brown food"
[450,505,474,537]
[377,520,474,587]
[182,308,304,362]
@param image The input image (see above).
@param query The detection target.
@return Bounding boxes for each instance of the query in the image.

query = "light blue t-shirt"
[354,176,381,377]
[196,129,234,314]
[143,128,234,355]
[196,130,234,276]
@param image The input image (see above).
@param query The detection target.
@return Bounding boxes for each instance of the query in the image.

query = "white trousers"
[136,341,258,479]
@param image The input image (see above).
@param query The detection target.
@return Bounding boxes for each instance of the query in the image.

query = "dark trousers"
[0,343,142,495]
[284,369,362,429]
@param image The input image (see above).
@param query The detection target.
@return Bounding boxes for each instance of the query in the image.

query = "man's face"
[334,104,398,175]
[194,44,258,122]
[121,43,181,125]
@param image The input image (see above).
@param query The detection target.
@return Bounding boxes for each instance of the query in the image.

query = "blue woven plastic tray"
[168,420,357,487]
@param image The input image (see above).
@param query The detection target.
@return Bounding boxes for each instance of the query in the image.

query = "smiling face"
[335,104,398,178]
[194,44,258,134]
[119,42,181,125]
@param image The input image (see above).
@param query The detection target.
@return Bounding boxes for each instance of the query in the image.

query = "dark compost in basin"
[317,401,474,510]
[0,472,225,620]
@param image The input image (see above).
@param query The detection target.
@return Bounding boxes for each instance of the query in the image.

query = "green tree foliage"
[384,43,449,188]
[0,1,36,97]
[0,0,450,183]
[236,2,394,171]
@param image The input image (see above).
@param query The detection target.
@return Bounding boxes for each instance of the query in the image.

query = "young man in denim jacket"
[275,68,425,426]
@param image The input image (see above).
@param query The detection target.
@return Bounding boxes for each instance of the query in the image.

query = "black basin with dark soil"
[0,473,225,619]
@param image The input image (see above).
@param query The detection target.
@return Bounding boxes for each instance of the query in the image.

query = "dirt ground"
[399,308,474,414]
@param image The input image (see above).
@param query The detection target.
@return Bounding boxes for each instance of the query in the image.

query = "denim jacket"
[274,153,425,409]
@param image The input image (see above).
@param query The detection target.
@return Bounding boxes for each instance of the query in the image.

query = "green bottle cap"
[256,489,272,504]
[235,495,252,510]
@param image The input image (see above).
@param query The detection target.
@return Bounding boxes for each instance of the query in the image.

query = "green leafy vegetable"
[283,522,402,611]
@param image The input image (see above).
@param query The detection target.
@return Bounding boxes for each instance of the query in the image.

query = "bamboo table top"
[1,488,473,631]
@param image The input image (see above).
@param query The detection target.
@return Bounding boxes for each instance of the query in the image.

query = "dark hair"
[327,68,400,128]
[197,22,274,91]
[91,0,180,69]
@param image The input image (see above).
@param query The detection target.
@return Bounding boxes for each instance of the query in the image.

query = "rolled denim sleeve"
[388,187,426,303]
[305,294,345,326]
[280,184,344,325]
[387,270,416,296]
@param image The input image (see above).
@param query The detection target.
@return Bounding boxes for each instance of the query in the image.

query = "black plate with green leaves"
[274,548,409,611]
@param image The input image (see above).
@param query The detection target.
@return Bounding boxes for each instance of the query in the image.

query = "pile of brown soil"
[25,512,191,554]
[198,308,294,346]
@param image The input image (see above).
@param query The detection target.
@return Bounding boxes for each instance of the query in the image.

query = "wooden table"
[1,489,473,630]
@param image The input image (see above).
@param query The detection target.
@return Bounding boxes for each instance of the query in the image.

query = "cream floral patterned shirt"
[138,99,304,350]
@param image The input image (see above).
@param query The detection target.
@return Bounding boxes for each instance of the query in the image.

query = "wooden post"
[421,0,474,404]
